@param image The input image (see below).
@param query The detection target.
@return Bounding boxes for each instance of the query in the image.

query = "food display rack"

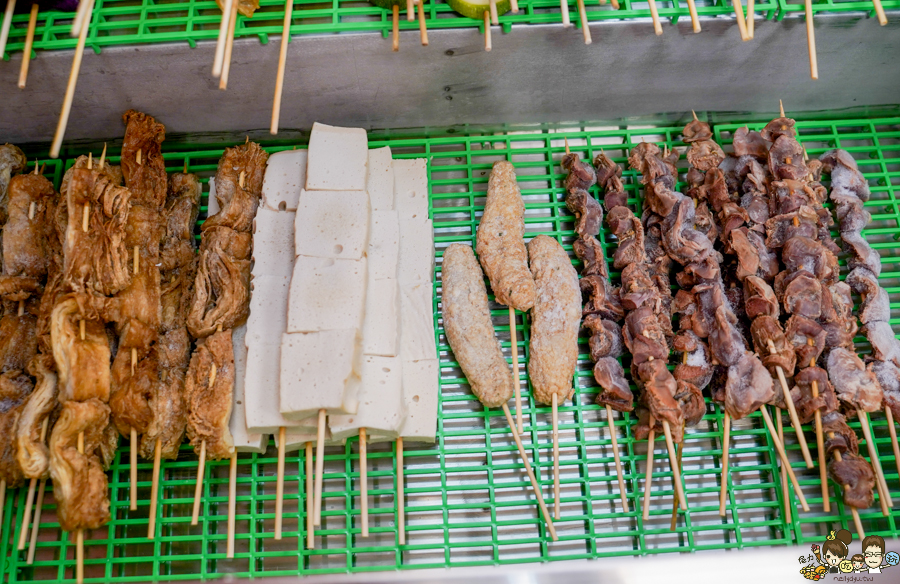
[1,113,899,582]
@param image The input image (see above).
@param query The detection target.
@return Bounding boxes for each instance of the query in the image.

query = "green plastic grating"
[2,114,900,582]
[2,0,894,60]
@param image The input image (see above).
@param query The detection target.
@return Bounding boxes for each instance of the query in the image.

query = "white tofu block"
[230,325,269,453]
[329,356,407,441]
[247,275,291,344]
[252,208,296,279]
[399,359,440,443]
[398,217,434,286]
[399,281,437,362]
[276,428,334,452]
[280,330,363,419]
[367,147,394,211]
[294,190,370,261]
[286,256,367,333]
[306,123,368,191]
[368,211,400,280]
[207,177,219,216]
[262,149,307,211]
[393,158,429,220]
[362,278,399,357]
[244,338,317,434]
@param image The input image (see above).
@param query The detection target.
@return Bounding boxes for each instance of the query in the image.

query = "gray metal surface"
[0,13,899,145]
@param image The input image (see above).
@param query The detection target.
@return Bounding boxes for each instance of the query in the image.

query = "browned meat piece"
[750,315,796,378]
[862,321,900,369]
[673,331,713,389]
[606,206,645,269]
[687,140,725,172]
[717,203,748,248]
[619,263,660,312]
[741,195,770,226]
[3,173,57,280]
[109,344,157,437]
[623,306,669,365]
[820,149,870,202]
[161,265,195,335]
[187,226,252,338]
[474,161,535,313]
[743,276,779,320]
[565,189,602,238]
[573,234,608,278]
[779,270,822,319]
[142,328,190,459]
[760,117,796,142]
[185,329,235,460]
[215,0,258,18]
[764,207,818,248]
[675,380,705,427]
[827,348,883,413]
[785,315,827,367]
[48,398,113,531]
[16,353,58,479]
[51,297,111,403]
[635,359,683,434]
[683,119,713,143]
[561,154,597,192]
[819,283,857,351]
[708,300,745,368]
[873,361,900,421]
[724,352,774,420]
[602,180,628,211]
[0,144,27,224]
[792,366,838,425]
[698,169,732,213]
[730,230,766,283]
[121,110,167,207]
[823,411,859,457]
[527,236,581,406]
[0,274,42,302]
[593,152,622,188]
[693,201,719,243]
[768,135,808,181]
[782,236,838,282]
[584,314,624,360]
[842,231,882,277]
[733,127,769,159]
[834,195,869,234]
[627,143,666,181]
[830,453,876,509]
[201,142,268,235]
[0,370,32,487]
[580,275,623,321]
[593,356,633,412]
[442,244,514,408]
[0,312,38,372]
[644,179,680,217]
[770,180,825,216]
[846,268,891,325]
[662,199,715,265]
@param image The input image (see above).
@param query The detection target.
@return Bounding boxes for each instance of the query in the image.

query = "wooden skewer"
[27,478,47,564]
[559,0,570,27]
[606,405,629,512]
[191,440,207,525]
[872,0,887,25]
[270,0,292,135]
[670,433,683,531]
[489,0,498,24]
[219,0,238,91]
[305,441,315,549]
[20,419,49,551]
[746,0,754,38]
[18,300,25,316]
[71,0,91,37]
[732,0,748,40]
[576,0,591,44]
[407,0,414,20]
[609,0,619,8]
[275,426,285,539]
[130,427,138,510]
[76,431,84,584]
[767,341,814,468]
[360,428,369,537]
[719,412,731,517]
[50,0,94,159]
[510,307,522,434]
[827,431,865,539]
[686,0,700,32]
[758,406,809,511]
[227,451,237,559]
[510,0,518,12]
[802,340,830,512]
[313,408,326,526]
[416,0,428,45]
[0,0,15,60]
[648,0,662,35]
[884,408,900,490]
[857,411,893,512]
[147,438,161,539]
[17,3,39,89]
[79,319,85,340]
[661,420,687,511]
[212,0,235,76]
[397,437,406,545]
[805,0,818,80]
[776,408,791,522]
[501,403,558,540]
[483,11,491,51]
[641,417,656,521]
[391,5,399,52]
[780,99,785,118]
[552,393,561,520]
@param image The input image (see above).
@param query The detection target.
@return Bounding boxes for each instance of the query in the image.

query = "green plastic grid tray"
[2,0,892,60]
[1,114,899,582]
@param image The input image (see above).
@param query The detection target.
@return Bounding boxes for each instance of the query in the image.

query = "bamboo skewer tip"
[483,11,491,51]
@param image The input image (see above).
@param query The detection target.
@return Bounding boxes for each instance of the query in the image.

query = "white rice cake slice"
[362,278,399,358]
[230,325,269,453]
[262,149,307,211]
[252,208,295,279]
[399,359,440,443]
[306,123,368,191]
[398,217,434,286]
[367,147,394,211]
[244,338,317,434]
[329,355,407,441]
[393,158,429,220]
[399,281,437,363]
[276,427,336,452]
[287,256,367,333]
[247,275,291,343]
[294,189,370,260]
[280,330,363,419]
[368,210,400,280]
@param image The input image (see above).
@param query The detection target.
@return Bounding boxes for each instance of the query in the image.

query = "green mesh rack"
[2,113,900,582]
[1,0,894,59]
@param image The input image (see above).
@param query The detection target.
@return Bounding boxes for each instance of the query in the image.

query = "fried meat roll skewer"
[442,243,557,540]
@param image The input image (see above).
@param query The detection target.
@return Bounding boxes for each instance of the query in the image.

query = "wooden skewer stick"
[71,0,90,37]
[670,433,683,531]
[407,0,414,20]
[397,437,406,545]
[576,0,591,44]
[641,417,656,521]
[147,438,161,539]
[305,441,315,549]
[27,478,47,564]
[50,0,94,159]
[805,0,818,80]
[510,307,522,433]
[776,408,791,522]
[130,427,138,510]
[872,0,887,25]
[510,0,518,12]
[270,0,293,135]
[609,0,619,9]
[489,0,498,24]
[219,0,238,91]
[857,411,893,512]
[19,419,49,551]
[391,5,399,52]
[501,403,558,540]
[732,0,748,40]
[0,0,15,60]
[746,0,754,38]
[360,428,369,537]
[17,3,39,89]
[76,431,84,584]
[827,430,865,539]
[811,379,830,512]
[18,300,25,316]
[192,440,207,525]
[661,420,687,511]
[559,0,570,27]
[758,406,809,511]
[606,405,629,512]
[212,0,235,76]
[416,0,428,45]
[719,412,731,516]
[648,0,662,35]
[227,451,237,558]
[483,11,491,51]
[552,393,561,520]
[275,426,285,539]
[313,408,326,526]
[686,0,700,32]
[884,408,900,490]
[780,99,785,118]
[767,341,814,468]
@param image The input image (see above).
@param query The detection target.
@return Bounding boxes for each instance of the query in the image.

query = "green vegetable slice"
[446,0,511,20]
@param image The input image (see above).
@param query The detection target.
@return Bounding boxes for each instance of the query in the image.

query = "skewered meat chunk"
[0,370,32,488]
[623,306,669,365]
[662,199,716,265]
[760,117,796,141]
[743,276,779,320]
[0,144,26,224]
[842,231,882,277]
[768,135,808,180]
[606,206,645,269]
[779,270,822,319]
[593,357,633,412]
[644,179,680,217]
[475,161,535,312]
[723,351,774,420]
[781,236,838,282]
[750,315,796,378]
[593,152,622,188]
[565,189,602,238]
[619,263,660,312]
[561,154,597,192]
[823,411,859,457]
[143,328,189,459]
[827,348,883,413]
[108,345,157,436]
[580,275,623,321]
[784,315,827,367]
[707,299,746,368]
[673,331,713,389]
[846,268,891,325]
[627,143,667,181]
[792,366,838,425]
[573,235,608,278]
[862,321,900,369]
[764,207,818,248]
[16,353,58,479]
[442,244,515,408]
[874,361,900,419]
[584,314,624,360]
[687,140,725,172]
[730,229,776,282]
[634,358,683,433]
[527,235,581,406]
[733,127,769,160]
[121,110,168,208]
[3,173,57,280]
[185,329,235,460]
[693,201,719,242]
[51,297,111,403]
[830,453,876,509]
[188,226,252,338]
[675,380,705,427]
[0,312,38,372]
[820,149,870,202]
[683,119,713,143]
[202,144,267,235]
[0,276,42,301]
